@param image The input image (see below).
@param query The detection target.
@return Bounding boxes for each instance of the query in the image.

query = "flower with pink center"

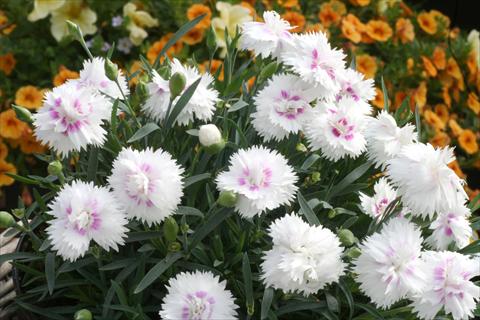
[304,97,368,161]
[46,181,128,262]
[33,81,111,157]
[142,69,171,122]
[252,74,318,141]
[281,32,346,100]
[216,146,298,218]
[359,177,398,219]
[411,251,480,320]
[336,68,375,114]
[239,11,294,58]
[427,203,472,250]
[353,218,426,308]
[109,147,184,225]
[159,270,238,320]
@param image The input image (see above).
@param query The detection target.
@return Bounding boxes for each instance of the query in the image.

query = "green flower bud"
[206,26,217,53]
[135,80,148,100]
[259,62,278,81]
[169,72,186,98]
[180,223,189,234]
[104,58,119,81]
[311,171,321,183]
[168,241,182,252]
[199,124,225,154]
[74,309,92,320]
[48,160,63,177]
[0,211,15,228]
[345,247,362,259]
[338,229,356,247]
[12,105,33,124]
[12,208,25,219]
[66,20,83,42]
[217,191,238,208]
[163,217,179,243]
[296,143,307,152]
[328,208,337,219]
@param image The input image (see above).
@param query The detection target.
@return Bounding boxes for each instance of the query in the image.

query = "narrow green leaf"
[87,147,99,182]
[261,287,274,320]
[134,252,183,293]
[125,230,163,243]
[328,162,371,200]
[45,252,56,295]
[468,192,480,212]
[276,301,327,316]
[298,191,320,225]
[349,55,356,70]
[381,76,389,113]
[458,240,480,254]
[15,301,67,320]
[189,208,231,251]
[415,103,421,139]
[0,252,40,265]
[176,206,204,217]
[227,99,248,113]
[186,129,199,136]
[165,77,202,129]
[127,122,160,143]
[111,280,129,306]
[242,253,254,316]
[356,303,385,320]
[110,99,119,134]
[325,292,339,314]
[184,173,211,188]
[341,216,359,229]
[5,173,40,185]
[339,279,354,320]
[301,154,321,171]
[99,258,137,271]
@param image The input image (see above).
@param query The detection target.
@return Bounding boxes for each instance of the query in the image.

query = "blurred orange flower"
[19,130,46,154]
[467,92,480,115]
[448,118,463,137]
[182,28,205,45]
[448,160,466,179]
[0,109,27,139]
[421,56,437,77]
[282,11,305,32]
[395,18,415,44]
[186,4,211,29]
[432,47,446,70]
[200,59,224,81]
[318,3,342,28]
[458,129,478,154]
[147,33,184,64]
[372,87,385,109]
[349,0,370,6]
[277,0,299,9]
[434,104,449,123]
[356,54,377,79]
[53,65,79,87]
[429,131,450,148]
[413,81,427,109]
[0,52,16,75]
[15,85,44,110]
[446,57,462,81]
[0,160,16,186]
[365,20,392,42]
[423,109,445,131]
[0,140,7,160]
[417,12,437,35]
[341,14,364,43]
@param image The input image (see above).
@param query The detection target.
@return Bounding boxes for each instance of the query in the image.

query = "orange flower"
[0,10,16,35]
[430,10,450,29]
[0,140,7,160]
[434,104,449,123]
[417,12,437,35]
[282,11,305,33]
[53,65,79,87]
[448,160,465,179]
[200,59,224,81]
[318,3,342,28]
[0,109,27,139]
[349,0,370,6]
[356,54,377,79]
[147,33,184,64]
[186,4,211,29]
[458,129,479,154]
[241,1,256,16]
[365,20,392,42]
[467,92,480,115]
[467,51,478,76]
[413,81,427,109]
[305,23,327,35]
[429,131,450,148]
[395,18,415,44]
[15,85,44,110]
[0,160,16,186]
[423,109,445,131]
[446,57,462,81]
[448,118,463,137]
[247,76,256,91]
[372,87,385,109]
[421,56,437,77]
[0,52,16,75]
[19,130,46,154]
[406,58,415,73]
[432,47,446,70]
[127,60,143,86]
[182,27,205,45]
[442,86,451,107]
[341,19,361,43]
[277,0,299,8]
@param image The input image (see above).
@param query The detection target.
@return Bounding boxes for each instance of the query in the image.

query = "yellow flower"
[53,65,79,87]
[0,140,7,160]
[413,81,427,109]
[123,2,158,46]
[341,14,364,43]
[365,20,392,42]
[467,92,480,115]
[448,118,463,137]
[281,11,306,33]
[187,4,212,29]
[395,18,414,44]
[458,129,478,154]
[28,0,65,22]
[0,160,16,187]
[356,54,377,79]
[432,46,446,70]
[0,109,27,139]
[446,57,463,81]
[211,1,251,56]
[350,0,370,6]
[15,86,44,110]
[50,0,97,42]
[417,12,437,35]
[0,53,16,75]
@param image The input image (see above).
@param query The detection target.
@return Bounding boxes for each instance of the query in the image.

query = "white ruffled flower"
[365,111,417,169]
[46,181,128,262]
[336,68,375,114]
[142,70,171,122]
[252,74,317,141]
[353,218,426,308]
[411,251,480,320]
[76,57,129,100]
[427,204,472,250]
[304,97,368,161]
[33,82,111,157]
[387,143,467,219]
[199,124,222,147]
[159,270,238,320]
[281,32,346,99]
[108,147,184,226]
[239,11,293,58]
[261,213,345,295]
[216,146,298,218]
[359,177,398,219]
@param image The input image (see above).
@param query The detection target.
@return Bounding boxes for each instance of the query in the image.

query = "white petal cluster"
[411,251,480,320]
[142,70,171,122]
[239,11,294,58]
[336,68,375,114]
[365,111,417,169]
[387,143,467,219]
[159,270,238,320]
[46,181,128,262]
[252,74,317,141]
[109,147,184,225]
[216,146,298,218]
[261,213,345,295]
[353,218,426,308]
[199,124,222,147]
[427,203,472,250]
[33,82,111,157]
[359,177,398,219]
[304,97,368,161]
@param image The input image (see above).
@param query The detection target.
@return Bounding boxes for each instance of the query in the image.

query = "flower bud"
[66,20,83,42]
[168,241,182,252]
[12,105,33,124]
[180,223,189,234]
[199,124,225,154]
[163,217,179,243]
[328,208,337,219]
[47,160,63,177]
[74,309,92,320]
[311,171,321,183]
[104,58,119,81]
[217,191,238,208]
[135,80,148,100]
[169,72,186,98]
[12,208,25,219]
[296,143,307,152]
[0,211,15,228]
[345,247,362,259]
[338,229,356,247]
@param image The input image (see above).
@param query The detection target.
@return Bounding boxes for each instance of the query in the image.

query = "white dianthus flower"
[411,251,480,320]
[108,147,184,225]
[336,68,375,114]
[33,82,111,157]
[252,74,317,141]
[159,270,238,320]
[359,177,398,219]
[281,32,346,99]
[142,70,171,122]
[365,111,417,169]
[46,181,128,262]
[427,203,472,250]
[304,97,368,161]
[353,218,426,308]
[239,11,294,58]
[261,213,345,295]
[387,143,467,219]
[216,146,298,218]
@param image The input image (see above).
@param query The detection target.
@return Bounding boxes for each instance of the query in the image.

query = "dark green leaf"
[227,99,248,112]
[356,303,385,320]
[45,252,56,295]
[328,162,371,200]
[87,147,99,182]
[176,206,204,217]
[339,279,354,320]
[184,173,211,188]
[298,191,320,225]
[134,252,183,293]
[165,78,202,129]
[127,122,160,143]
[276,301,327,316]
[189,208,231,251]
[458,240,480,254]
[0,252,40,265]
[261,287,274,320]
[381,76,389,113]
[242,253,254,316]
[301,154,321,171]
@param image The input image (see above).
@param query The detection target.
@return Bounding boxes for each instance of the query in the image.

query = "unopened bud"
[12,208,25,219]
[66,20,83,42]
[163,217,179,243]
[168,241,182,252]
[338,229,356,247]
[345,247,362,259]
[311,172,321,183]
[169,72,186,98]
[296,143,307,152]
[136,80,148,100]
[74,309,92,320]
[48,160,63,177]
[12,105,33,123]
[217,191,238,208]
[104,58,119,81]
[328,209,337,219]
[0,211,15,228]
[199,124,225,154]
